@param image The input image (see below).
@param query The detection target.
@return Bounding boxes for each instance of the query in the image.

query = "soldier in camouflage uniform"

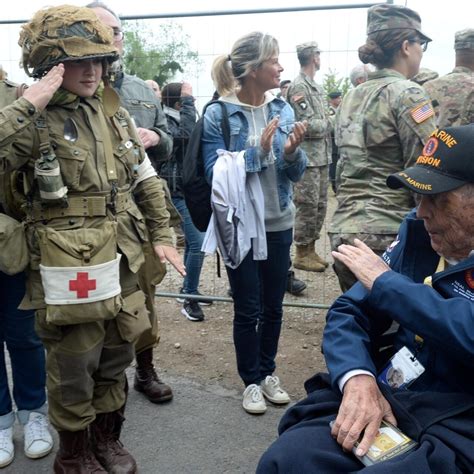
[329,4,436,292]
[423,29,474,127]
[411,67,439,86]
[288,42,332,272]
[0,6,184,472]
[89,2,177,405]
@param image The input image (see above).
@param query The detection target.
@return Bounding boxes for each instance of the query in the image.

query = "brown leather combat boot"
[53,429,106,474]
[134,348,173,403]
[90,410,137,474]
[293,245,326,272]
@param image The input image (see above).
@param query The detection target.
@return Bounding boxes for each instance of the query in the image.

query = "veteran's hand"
[332,238,390,290]
[284,120,307,155]
[331,375,397,457]
[23,64,64,112]
[154,244,186,276]
[137,128,161,149]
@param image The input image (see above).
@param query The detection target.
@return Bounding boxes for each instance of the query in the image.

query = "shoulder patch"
[410,101,434,124]
[291,93,305,103]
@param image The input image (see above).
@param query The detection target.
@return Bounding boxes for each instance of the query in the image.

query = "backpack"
[182,101,230,232]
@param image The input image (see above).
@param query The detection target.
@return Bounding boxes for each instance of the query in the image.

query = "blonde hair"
[212,32,279,97]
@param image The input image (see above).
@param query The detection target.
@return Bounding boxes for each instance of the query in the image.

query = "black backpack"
[182,101,230,232]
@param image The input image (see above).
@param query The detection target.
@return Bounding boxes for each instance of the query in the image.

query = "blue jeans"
[172,197,206,295]
[226,229,292,386]
[0,271,47,429]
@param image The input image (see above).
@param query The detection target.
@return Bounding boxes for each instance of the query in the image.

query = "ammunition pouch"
[36,221,122,325]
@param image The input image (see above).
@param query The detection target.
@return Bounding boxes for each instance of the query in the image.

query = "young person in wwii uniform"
[0,6,184,472]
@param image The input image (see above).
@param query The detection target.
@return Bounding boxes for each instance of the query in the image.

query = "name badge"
[377,346,425,390]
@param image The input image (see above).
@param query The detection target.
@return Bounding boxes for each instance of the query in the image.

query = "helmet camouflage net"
[19,5,119,78]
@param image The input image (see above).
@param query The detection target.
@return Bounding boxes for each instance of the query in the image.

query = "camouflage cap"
[366,4,431,42]
[296,41,320,55]
[19,5,118,78]
[455,28,474,50]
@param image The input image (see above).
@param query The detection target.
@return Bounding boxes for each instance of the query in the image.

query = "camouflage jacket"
[0,91,173,308]
[330,69,435,235]
[287,72,332,167]
[423,66,474,127]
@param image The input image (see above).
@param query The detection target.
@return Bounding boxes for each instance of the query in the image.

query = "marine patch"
[410,101,434,124]
[422,137,438,156]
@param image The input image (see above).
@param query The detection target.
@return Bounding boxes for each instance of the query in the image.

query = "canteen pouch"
[34,151,68,206]
[36,221,122,325]
[0,213,29,275]
[115,289,151,343]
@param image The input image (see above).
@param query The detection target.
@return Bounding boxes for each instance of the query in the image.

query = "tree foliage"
[122,21,201,86]
[322,68,351,98]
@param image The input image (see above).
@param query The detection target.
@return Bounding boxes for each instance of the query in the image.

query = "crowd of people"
[0,1,473,473]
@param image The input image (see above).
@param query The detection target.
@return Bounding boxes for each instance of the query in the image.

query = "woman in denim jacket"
[202,31,307,414]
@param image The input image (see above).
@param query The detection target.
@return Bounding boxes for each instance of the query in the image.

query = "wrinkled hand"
[137,128,160,149]
[154,244,186,277]
[331,375,397,456]
[23,64,64,112]
[284,120,307,155]
[260,116,279,153]
[332,238,390,290]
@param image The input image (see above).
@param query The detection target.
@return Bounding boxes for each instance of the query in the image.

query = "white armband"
[132,153,157,189]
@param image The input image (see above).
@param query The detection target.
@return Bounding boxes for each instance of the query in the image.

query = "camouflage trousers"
[294,166,329,246]
[135,240,167,355]
[34,258,141,432]
[328,233,397,293]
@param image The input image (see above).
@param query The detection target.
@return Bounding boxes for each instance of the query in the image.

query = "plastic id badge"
[377,346,425,390]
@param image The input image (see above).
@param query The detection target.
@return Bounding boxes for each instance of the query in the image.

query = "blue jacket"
[324,209,474,397]
[201,97,307,212]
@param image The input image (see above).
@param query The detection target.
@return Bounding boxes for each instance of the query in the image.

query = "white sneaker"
[242,384,267,414]
[23,412,53,459]
[0,427,14,468]
[260,376,291,404]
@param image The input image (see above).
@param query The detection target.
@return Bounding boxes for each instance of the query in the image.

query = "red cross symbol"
[69,272,97,298]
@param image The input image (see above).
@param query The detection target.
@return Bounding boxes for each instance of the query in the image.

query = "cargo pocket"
[36,221,122,325]
[54,141,89,190]
[115,290,151,343]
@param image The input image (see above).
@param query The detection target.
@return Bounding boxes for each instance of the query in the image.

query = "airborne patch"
[410,101,434,124]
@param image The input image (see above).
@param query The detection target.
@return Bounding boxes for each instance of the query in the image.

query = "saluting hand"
[284,120,307,155]
[23,64,64,112]
[154,244,186,277]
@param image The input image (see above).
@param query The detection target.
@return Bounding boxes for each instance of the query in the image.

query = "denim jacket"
[202,96,307,212]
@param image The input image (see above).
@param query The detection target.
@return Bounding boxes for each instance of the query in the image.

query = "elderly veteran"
[257,124,474,473]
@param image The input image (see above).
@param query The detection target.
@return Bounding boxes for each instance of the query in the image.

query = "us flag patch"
[410,101,434,124]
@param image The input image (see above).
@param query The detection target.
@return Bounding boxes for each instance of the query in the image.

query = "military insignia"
[299,102,308,110]
[465,269,474,289]
[422,137,438,156]
[410,101,434,124]
[291,94,305,103]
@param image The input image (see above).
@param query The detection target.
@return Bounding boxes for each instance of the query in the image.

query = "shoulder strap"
[203,100,230,149]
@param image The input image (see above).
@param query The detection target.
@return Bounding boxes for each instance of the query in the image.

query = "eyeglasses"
[112,27,124,41]
[409,38,429,52]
